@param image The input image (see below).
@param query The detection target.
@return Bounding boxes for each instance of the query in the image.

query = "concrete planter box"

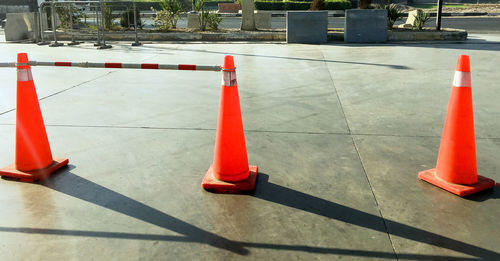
[47,30,286,42]
[329,28,466,42]
[5,12,38,42]
[387,28,467,41]
[344,9,387,43]
[255,11,271,29]
[187,13,200,29]
[41,27,466,43]
[286,11,328,44]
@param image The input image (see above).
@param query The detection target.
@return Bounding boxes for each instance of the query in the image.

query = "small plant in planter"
[151,7,172,31]
[194,0,222,31]
[378,1,403,29]
[160,0,183,29]
[151,0,184,31]
[205,11,222,30]
[413,9,430,30]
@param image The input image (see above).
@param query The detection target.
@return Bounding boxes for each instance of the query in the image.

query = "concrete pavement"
[0,39,499,260]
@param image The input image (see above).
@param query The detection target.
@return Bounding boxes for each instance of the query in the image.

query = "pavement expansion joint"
[322,49,398,258]
[350,135,399,259]
[39,71,117,102]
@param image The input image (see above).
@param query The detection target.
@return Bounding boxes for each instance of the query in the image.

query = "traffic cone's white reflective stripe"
[17,69,33,82]
[453,71,471,87]
[88,63,106,68]
[222,71,237,87]
[158,64,179,70]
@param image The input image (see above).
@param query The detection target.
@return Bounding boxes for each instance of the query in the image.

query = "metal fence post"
[49,2,64,47]
[68,3,81,46]
[132,2,141,46]
[94,4,102,46]
[98,0,112,49]
[37,4,50,45]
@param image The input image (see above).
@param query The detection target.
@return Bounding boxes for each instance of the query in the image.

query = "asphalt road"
[214,16,500,33]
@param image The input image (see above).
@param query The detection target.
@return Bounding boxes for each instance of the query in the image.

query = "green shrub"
[206,12,223,30]
[324,0,351,10]
[284,1,311,10]
[151,8,172,31]
[193,0,222,31]
[255,1,284,10]
[385,3,403,29]
[55,4,83,29]
[255,0,350,10]
[414,9,430,30]
[160,0,183,29]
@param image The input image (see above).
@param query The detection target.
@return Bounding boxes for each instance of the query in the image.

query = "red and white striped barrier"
[0,61,222,72]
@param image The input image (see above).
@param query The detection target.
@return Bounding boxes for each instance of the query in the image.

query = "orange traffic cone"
[202,55,258,193]
[418,55,495,196]
[0,53,68,183]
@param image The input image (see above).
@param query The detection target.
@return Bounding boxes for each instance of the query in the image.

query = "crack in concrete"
[0,71,117,116]
[321,49,400,260]
[1,123,500,140]
[39,71,117,102]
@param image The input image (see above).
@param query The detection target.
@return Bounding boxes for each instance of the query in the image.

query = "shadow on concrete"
[134,45,412,70]
[253,173,500,260]
[39,166,249,255]
[465,183,500,202]
[3,169,497,259]
[328,39,500,52]
[388,40,500,52]
[0,226,481,260]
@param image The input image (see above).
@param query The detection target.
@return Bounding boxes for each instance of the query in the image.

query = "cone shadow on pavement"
[253,173,500,260]
[39,167,248,255]
[0,226,482,260]
[13,169,497,260]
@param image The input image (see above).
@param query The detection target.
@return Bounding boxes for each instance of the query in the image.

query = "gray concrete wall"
[344,9,387,43]
[286,11,328,44]
[5,12,38,42]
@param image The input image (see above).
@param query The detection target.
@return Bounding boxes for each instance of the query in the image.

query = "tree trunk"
[358,0,372,9]
[241,0,256,31]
